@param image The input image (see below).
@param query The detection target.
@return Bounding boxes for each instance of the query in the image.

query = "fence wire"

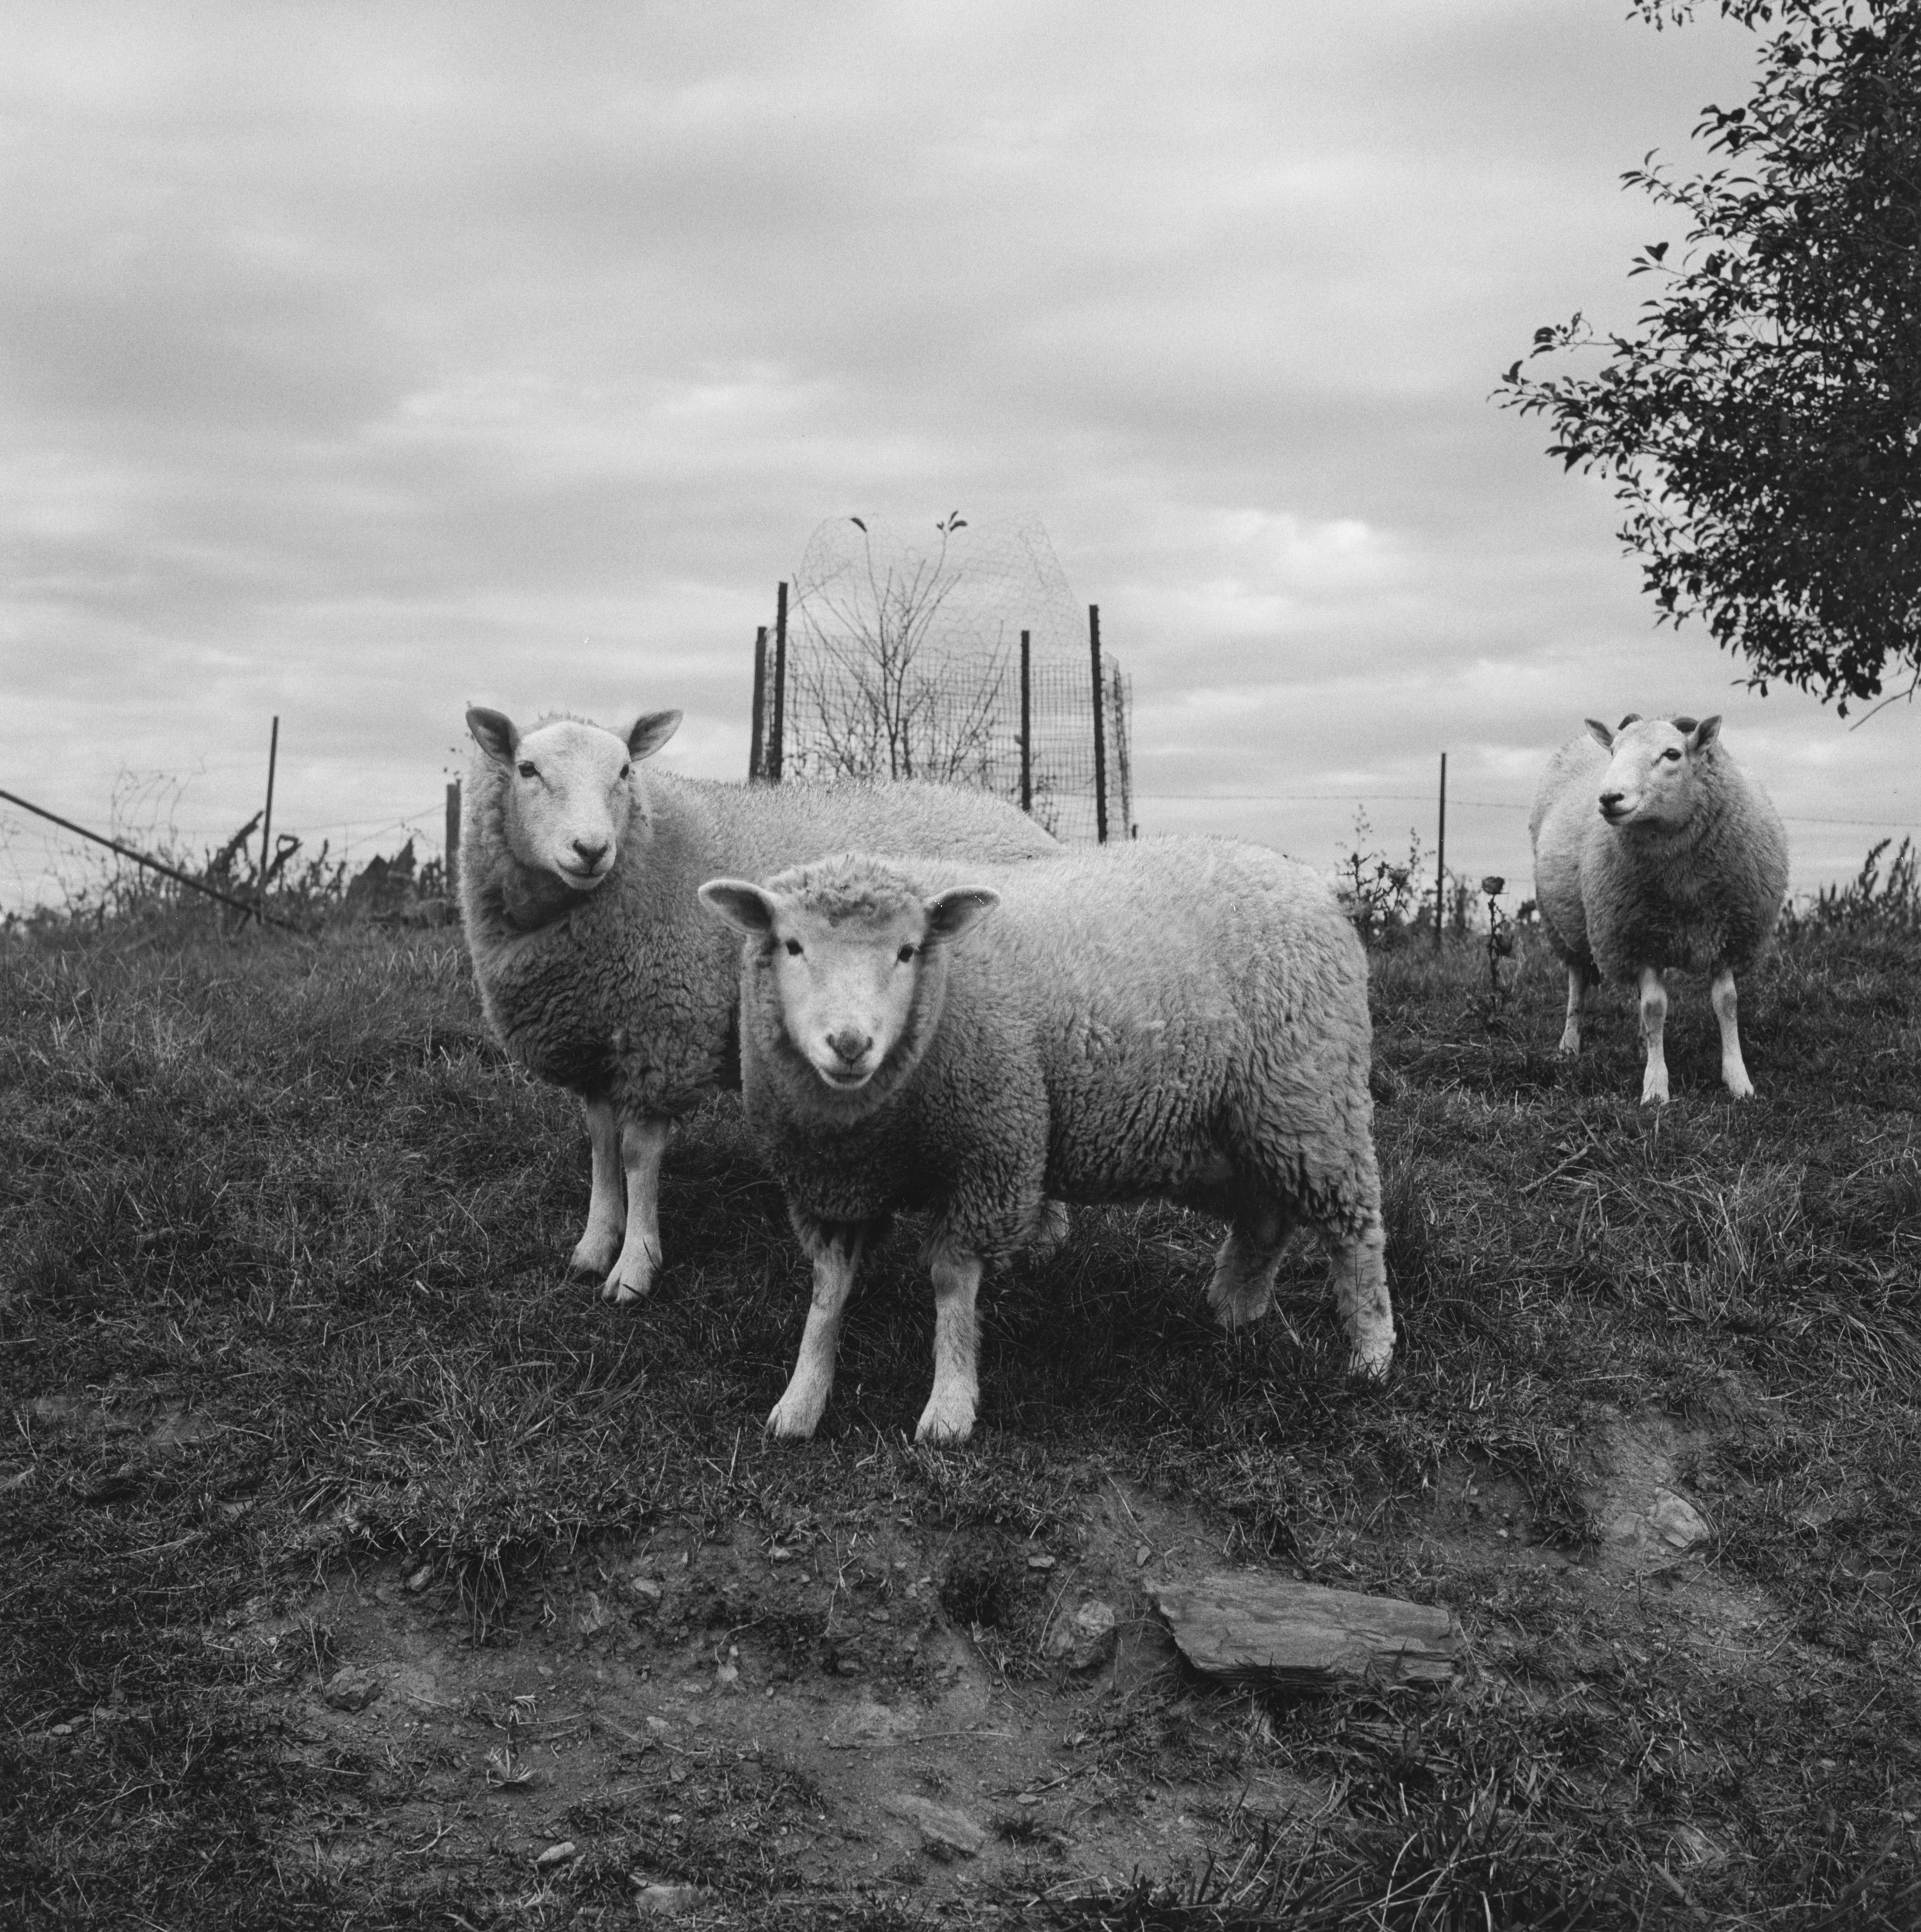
[769,514,1134,842]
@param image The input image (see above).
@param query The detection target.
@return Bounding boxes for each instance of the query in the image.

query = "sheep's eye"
[516,760,538,779]
[896,943,916,964]
[784,938,803,957]
[1662,748,1682,762]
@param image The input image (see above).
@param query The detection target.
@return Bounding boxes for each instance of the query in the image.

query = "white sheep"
[699,839,1392,1445]
[1530,713,1788,1104]
[459,707,1059,1302]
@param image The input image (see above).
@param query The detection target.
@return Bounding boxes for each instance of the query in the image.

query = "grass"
[2,888,1919,1928]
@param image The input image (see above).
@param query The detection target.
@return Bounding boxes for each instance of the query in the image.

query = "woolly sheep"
[699,839,1392,1445]
[1530,713,1788,1105]
[459,706,1059,1302]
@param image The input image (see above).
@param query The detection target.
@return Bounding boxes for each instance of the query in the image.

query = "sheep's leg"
[916,1252,984,1446]
[603,1114,675,1303]
[1638,966,1671,1106]
[767,1223,869,1440]
[1205,1200,1292,1329]
[1711,967,1755,1100]
[1556,964,1587,1056]
[1328,1216,1394,1379]
[569,1098,625,1279]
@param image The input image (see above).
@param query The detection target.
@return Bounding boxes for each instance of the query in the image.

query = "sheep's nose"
[1598,791,1624,815]
[827,1027,872,1067]
[572,838,609,869]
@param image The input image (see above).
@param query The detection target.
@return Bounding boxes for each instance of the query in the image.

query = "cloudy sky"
[5,0,1915,913]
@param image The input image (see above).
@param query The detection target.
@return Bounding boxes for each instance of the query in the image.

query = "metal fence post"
[749,625,768,780]
[257,716,280,923]
[445,780,461,901]
[1018,629,1032,813]
[770,582,788,781]
[1435,751,1448,951]
[1089,605,1108,843]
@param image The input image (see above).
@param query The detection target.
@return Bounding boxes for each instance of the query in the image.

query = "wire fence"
[758,514,1134,842]
[779,643,1134,845]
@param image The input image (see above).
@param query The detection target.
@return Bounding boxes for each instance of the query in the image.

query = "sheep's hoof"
[1640,1080,1671,1107]
[914,1396,978,1446]
[600,1270,654,1304]
[1346,1338,1394,1382]
[1725,1074,1756,1102]
[766,1393,824,1440]
[568,1236,620,1280]
[1555,1032,1580,1058]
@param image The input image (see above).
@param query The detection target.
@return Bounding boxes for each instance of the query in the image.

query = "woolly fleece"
[459,733,1058,1275]
[1529,723,1788,986]
[727,838,1392,1431]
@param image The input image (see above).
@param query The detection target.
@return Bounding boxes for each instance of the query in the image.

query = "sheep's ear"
[698,878,777,936]
[1618,713,1643,730]
[925,886,999,940]
[627,710,682,760]
[467,706,520,765]
[1584,718,1614,749]
[1688,714,1722,750]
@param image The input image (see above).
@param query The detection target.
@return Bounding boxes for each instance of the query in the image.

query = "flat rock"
[882,1794,986,1856]
[1152,1572,1454,1689]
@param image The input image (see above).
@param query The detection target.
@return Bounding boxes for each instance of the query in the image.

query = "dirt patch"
[252,1482,1348,1910]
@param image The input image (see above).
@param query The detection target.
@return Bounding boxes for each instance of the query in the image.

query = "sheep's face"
[699,873,998,1094]
[468,707,681,889]
[1586,714,1722,831]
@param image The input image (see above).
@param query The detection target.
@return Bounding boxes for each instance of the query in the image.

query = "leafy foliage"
[1500,0,1921,712]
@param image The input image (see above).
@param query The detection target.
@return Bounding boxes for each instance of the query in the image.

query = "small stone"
[1027,1554,1056,1571]
[404,1563,433,1593]
[321,1665,382,1712]
[624,1576,664,1607]
[536,1839,577,1868]
[634,1881,705,1915]
[1046,1599,1120,1671]
[1135,1544,1152,1566]
[1648,1489,1712,1552]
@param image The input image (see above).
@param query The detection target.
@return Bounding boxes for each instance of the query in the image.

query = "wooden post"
[770,581,788,782]
[445,781,461,901]
[1089,605,1108,844]
[1435,750,1448,953]
[749,625,768,780]
[1018,629,1032,814]
[257,715,279,923]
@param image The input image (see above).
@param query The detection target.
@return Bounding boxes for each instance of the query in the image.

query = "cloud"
[1,0,1912,911]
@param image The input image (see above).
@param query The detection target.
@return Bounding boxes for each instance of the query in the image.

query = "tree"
[1499,0,1921,713]
[786,514,1008,784]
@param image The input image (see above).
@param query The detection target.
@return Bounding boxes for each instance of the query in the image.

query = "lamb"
[1530,713,1788,1105]
[459,706,1059,1302]
[699,839,1392,1445]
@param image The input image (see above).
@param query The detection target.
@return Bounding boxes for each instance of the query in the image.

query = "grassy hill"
[2,886,1916,1929]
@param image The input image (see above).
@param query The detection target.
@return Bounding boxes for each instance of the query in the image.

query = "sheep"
[1530,713,1788,1105]
[459,706,1059,1302]
[698,838,1392,1445]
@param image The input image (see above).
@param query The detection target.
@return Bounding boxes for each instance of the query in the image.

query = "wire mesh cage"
[755,514,1133,842]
